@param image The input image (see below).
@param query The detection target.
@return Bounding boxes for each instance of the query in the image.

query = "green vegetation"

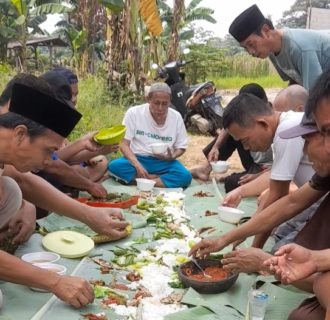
[211,75,287,90]
[0,63,15,93]
[70,75,126,140]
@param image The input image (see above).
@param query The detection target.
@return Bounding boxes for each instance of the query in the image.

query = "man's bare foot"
[221,248,272,274]
[190,164,212,181]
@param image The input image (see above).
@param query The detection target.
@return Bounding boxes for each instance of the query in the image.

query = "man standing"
[109,83,192,188]
[229,4,330,89]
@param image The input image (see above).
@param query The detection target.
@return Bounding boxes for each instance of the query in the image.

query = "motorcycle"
[152,56,224,136]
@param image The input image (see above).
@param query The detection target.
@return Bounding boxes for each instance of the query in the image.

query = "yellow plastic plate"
[42,230,94,258]
[94,125,126,145]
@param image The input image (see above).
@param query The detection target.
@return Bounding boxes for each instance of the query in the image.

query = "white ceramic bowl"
[218,206,245,224]
[150,142,169,154]
[211,161,229,173]
[21,251,60,264]
[136,178,156,191]
[30,263,67,292]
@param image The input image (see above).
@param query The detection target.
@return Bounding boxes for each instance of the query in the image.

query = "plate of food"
[77,192,139,208]
[38,212,146,244]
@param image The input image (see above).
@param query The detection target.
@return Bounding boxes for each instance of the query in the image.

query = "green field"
[211,75,287,90]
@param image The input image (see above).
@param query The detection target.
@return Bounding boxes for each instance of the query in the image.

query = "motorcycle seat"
[185,81,214,98]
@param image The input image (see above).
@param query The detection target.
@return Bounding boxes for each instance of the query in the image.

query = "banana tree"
[161,0,216,60]
[8,0,72,70]
[0,0,16,61]
[167,0,185,60]
[101,0,144,91]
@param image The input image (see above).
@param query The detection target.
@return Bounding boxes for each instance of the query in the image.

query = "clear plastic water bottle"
[248,289,269,320]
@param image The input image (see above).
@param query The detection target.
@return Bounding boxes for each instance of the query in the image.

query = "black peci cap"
[9,83,82,138]
[229,4,266,42]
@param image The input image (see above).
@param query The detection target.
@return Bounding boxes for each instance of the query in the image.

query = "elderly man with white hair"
[108,82,192,188]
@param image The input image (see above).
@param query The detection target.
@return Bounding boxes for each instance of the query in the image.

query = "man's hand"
[98,144,120,155]
[78,132,101,153]
[264,243,317,284]
[0,200,36,245]
[207,146,219,162]
[222,188,242,207]
[50,275,94,308]
[189,237,226,258]
[222,248,271,274]
[135,163,149,178]
[153,148,175,161]
[85,207,129,240]
[86,182,108,198]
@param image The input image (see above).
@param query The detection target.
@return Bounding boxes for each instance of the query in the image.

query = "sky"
[190,0,296,37]
[41,0,297,38]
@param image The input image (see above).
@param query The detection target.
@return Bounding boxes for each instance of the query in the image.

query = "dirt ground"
[180,88,282,177]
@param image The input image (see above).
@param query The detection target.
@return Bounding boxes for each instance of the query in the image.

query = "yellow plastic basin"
[94,125,126,145]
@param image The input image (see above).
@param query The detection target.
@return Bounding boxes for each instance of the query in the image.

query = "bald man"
[273,85,308,112]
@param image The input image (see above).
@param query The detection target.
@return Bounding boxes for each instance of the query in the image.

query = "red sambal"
[184,265,228,282]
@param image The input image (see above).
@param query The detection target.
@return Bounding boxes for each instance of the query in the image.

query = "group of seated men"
[0,3,330,318]
[188,4,330,320]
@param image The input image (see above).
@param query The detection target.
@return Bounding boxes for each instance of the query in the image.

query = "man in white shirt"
[109,83,192,188]
[190,93,317,262]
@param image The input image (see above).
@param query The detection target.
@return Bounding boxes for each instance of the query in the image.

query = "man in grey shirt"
[229,4,330,90]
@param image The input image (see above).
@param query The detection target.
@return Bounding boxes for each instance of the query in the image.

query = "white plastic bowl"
[21,251,60,264]
[211,161,229,173]
[150,142,169,154]
[34,262,67,274]
[218,206,245,224]
[136,178,156,191]
[30,263,67,292]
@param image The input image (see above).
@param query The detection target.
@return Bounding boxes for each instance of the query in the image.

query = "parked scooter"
[152,53,224,136]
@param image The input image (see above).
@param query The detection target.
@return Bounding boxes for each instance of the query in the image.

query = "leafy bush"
[69,75,127,140]
[0,63,15,93]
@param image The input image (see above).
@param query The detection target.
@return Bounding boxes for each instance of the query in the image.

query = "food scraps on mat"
[193,191,214,197]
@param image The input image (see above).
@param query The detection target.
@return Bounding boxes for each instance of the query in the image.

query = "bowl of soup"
[178,259,238,294]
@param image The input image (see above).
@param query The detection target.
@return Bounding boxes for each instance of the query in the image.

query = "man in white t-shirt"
[190,93,319,272]
[108,83,192,188]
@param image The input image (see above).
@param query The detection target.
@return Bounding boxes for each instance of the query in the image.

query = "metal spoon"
[191,258,212,278]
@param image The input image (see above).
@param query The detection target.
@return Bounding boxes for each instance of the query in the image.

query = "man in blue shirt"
[229,4,330,90]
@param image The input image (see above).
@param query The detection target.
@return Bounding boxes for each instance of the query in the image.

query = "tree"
[277,0,330,28]
[162,0,216,59]
[0,1,16,61]
[2,0,72,70]
[183,42,226,83]
[167,0,185,60]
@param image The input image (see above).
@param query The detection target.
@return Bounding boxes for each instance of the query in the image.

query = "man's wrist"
[313,249,330,272]
[236,185,245,198]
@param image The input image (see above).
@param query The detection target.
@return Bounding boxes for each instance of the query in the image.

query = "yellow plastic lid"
[42,230,94,258]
